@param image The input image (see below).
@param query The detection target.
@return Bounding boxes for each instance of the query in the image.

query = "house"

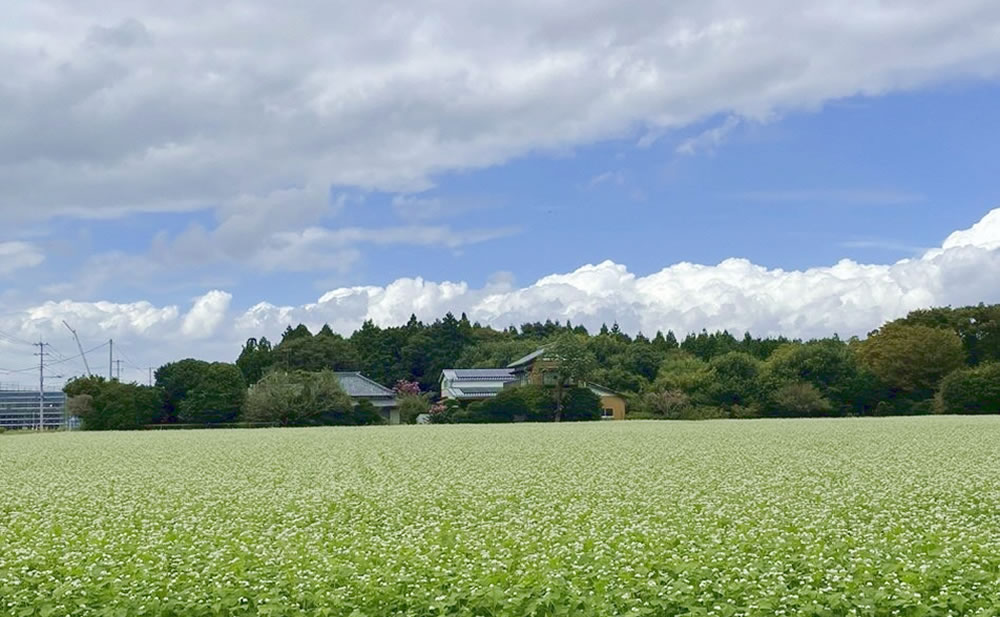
[440,368,517,401]
[333,372,400,425]
[440,348,627,420]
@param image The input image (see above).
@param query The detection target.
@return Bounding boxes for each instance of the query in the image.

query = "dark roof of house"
[333,372,396,398]
[585,381,624,397]
[506,348,547,368]
[443,368,516,381]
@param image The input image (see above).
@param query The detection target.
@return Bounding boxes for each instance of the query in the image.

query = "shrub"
[561,387,602,422]
[937,363,1000,414]
[639,390,694,419]
[243,370,356,426]
[397,395,430,424]
[766,382,834,417]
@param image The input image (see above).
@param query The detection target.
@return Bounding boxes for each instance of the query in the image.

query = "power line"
[115,345,145,372]
[0,329,34,347]
[43,341,110,368]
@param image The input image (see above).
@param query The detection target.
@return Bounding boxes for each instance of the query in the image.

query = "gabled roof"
[506,348,547,368]
[442,368,516,381]
[333,372,396,398]
[585,381,624,398]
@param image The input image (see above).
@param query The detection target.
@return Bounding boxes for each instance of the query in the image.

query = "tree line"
[63,303,1000,429]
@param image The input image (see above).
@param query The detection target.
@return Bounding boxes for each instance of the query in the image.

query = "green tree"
[243,370,361,426]
[763,340,877,415]
[857,324,965,399]
[155,359,246,424]
[653,351,716,403]
[937,363,1000,414]
[176,363,247,424]
[155,358,210,422]
[897,304,1000,366]
[767,382,834,417]
[397,394,430,424]
[547,334,598,422]
[236,337,274,385]
[708,351,763,412]
[281,324,313,342]
[560,387,602,421]
[272,332,360,373]
[63,376,162,430]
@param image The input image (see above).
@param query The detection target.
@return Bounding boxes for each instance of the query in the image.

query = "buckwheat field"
[3,418,1000,616]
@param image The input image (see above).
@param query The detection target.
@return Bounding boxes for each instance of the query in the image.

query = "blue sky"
[36,81,999,310]
[2,0,1000,384]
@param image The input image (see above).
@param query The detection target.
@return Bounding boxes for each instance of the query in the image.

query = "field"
[3,419,1000,617]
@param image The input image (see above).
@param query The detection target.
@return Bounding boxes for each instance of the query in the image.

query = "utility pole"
[114,359,123,381]
[148,367,153,387]
[34,340,49,430]
[109,339,113,380]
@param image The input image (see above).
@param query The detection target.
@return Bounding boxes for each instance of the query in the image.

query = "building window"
[602,408,614,418]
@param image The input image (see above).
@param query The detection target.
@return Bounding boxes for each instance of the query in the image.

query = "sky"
[2,0,1000,387]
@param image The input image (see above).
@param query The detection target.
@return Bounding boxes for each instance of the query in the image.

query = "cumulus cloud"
[0,292,229,384]
[236,207,1000,339]
[3,208,1000,387]
[0,242,44,276]
[938,208,1000,253]
[3,1,1000,223]
[181,291,232,339]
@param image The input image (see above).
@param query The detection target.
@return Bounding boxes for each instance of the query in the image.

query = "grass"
[2,417,1000,616]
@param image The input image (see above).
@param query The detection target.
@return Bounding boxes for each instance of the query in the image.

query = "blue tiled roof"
[446,368,515,380]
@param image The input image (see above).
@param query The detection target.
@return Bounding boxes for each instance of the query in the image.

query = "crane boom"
[61,320,92,377]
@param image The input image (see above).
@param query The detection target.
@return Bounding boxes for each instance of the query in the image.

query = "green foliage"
[707,351,763,412]
[243,370,362,426]
[176,363,247,424]
[766,382,834,417]
[220,302,1000,423]
[654,351,716,401]
[858,323,965,398]
[895,304,1000,366]
[397,394,430,424]
[63,375,163,430]
[353,399,385,425]
[937,363,1000,414]
[560,387,602,421]
[547,334,598,421]
[454,339,539,369]
[457,385,557,423]
[236,337,274,385]
[155,359,246,424]
[763,340,879,415]
[271,330,360,373]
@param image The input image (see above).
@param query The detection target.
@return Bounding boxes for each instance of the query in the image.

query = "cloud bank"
[3,208,999,385]
[3,0,1000,224]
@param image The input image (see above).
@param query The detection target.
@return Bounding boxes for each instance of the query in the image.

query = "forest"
[63,303,1000,429]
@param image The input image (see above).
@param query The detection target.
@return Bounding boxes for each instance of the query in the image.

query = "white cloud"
[939,208,1000,252]
[0,241,44,275]
[676,116,742,155]
[3,207,1000,388]
[2,1,1000,223]
[181,291,232,339]
[236,207,1000,340]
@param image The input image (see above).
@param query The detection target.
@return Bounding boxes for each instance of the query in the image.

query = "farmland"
[3,418,1000,616]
